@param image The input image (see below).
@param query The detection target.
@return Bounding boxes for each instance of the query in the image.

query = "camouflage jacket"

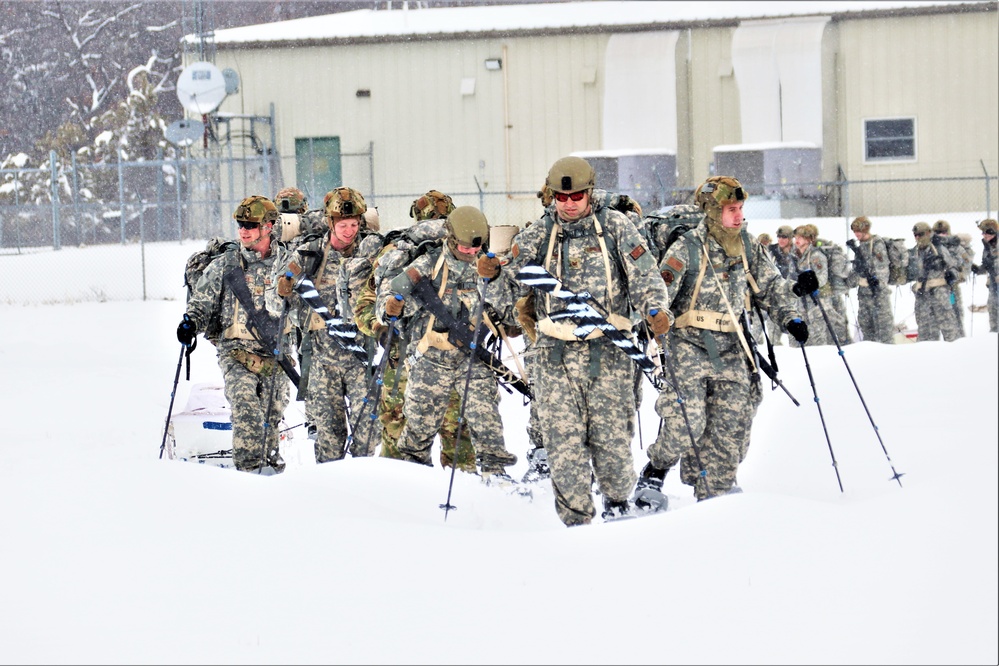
[660,222,800,360]
[484,206,669,349]
[187,242,291,357]
[847,235,890,286]
[907,240,960,291]
[792,244,831,295]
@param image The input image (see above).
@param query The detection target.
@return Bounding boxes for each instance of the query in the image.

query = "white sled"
[163,382,294,469]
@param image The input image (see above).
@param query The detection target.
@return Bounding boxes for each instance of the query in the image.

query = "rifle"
[846,238,879,295]
[408,275,533,400]
[221,266,301,389]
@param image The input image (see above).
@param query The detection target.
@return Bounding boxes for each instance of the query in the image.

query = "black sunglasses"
[236,220,260,230]
[913,232,926,238]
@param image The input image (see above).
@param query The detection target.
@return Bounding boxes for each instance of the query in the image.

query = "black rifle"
[409,276,533,400]
[222,266,301,389]
[846,239,880,295]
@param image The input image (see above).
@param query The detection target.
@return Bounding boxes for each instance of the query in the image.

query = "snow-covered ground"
[0,212,996,664]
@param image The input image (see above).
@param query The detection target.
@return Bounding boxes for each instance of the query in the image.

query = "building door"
[295,137,341,206]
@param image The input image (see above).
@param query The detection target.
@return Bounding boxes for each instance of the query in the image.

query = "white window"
[864,117,916,162]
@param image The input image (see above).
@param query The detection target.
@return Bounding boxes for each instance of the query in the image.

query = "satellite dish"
[222,68,240,95]
[164,118,205,147]
[176,62,227,115]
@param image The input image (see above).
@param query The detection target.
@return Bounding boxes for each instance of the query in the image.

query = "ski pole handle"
[390,294,402,322]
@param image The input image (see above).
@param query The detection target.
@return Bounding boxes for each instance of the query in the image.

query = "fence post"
[50,150,61,251]
[156,146,165,241]
[117,148,127,244]
[176,151,184,242]
[368,140,375,202]
[982,159,992,219]
[71,151,81,246]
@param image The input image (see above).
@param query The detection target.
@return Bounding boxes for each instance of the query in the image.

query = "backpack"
[813,238,850,293]
[640,205,704,264]
[183,237,239,340]
[883,236,910,285]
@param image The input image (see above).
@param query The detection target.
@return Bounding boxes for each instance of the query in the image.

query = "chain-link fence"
[1,150,995,304]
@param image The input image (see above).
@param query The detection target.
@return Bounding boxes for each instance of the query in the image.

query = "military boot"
[600,497,633,521]
[633,462,668,513]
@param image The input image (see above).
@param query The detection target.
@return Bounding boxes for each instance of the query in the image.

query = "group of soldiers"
[174,156,996,527]
[756,215,999,345]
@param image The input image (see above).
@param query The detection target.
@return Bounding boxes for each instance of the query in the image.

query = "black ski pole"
[159,342,190,459]
[346,295,401,456]
[441,264,492,519]
[654,313,713,500]
[795,336,844,492]
[808,292,904,487]
[259,276,293,472]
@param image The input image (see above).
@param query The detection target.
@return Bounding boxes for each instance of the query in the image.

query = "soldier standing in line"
[932,219,974,337]
[971,218,998,332]
[483,156,671,526]
[353,189,478,473]
[845,216,894,344]
[790,224,842,346]
[176,195,291,475]
[275,187,382,462]
[377,206,520,479]
[634,176,807,503]
[908,221,963,342]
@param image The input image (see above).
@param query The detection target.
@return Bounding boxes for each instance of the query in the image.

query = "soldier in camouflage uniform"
[845,216,895,344]
[636,176,807,502]
[971,218,999,332]
[908,221,963,342]
[932,219,973,338]
[377,206,519,478]
[352,190,477,472]
[789,224,842,346]
[275,187,383,462]
[483,156,671,526]
[176,195,292,475]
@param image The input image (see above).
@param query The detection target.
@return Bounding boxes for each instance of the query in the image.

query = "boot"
[600,497,632,521]
[521,445,550,483]
[633,462,668,513]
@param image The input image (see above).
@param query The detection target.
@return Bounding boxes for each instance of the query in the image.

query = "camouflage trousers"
[396,347,516,471]
[378,361,477,472]
[219,350,290,472]
[309,355,378,462]
[988,281,998,332]
[798,294,842,346]
[534,340,637,527]
[830,292,853,344]
[914,285,962,342]
[649,340,755,500]
[951,284,966,338]
[856,285,895,344]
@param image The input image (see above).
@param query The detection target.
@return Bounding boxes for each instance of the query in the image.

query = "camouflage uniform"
[485,191,669,526]
[932,221,974,338]
[971,220,998,332]
[185,232,292,473]
[354,215,477,473]
[649,217,800,499]
[908,224,963,342]
[792,241,841,346]
[847,234,894,344]
[377,209,518,475]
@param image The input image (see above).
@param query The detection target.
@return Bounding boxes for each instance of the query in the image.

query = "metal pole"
[156,146,165,241]
[50,150,61,250]
[117,148,127,244]
[982,159,992,219]
[368,140,375,202]
[175,151,184,242]
[71,151,81,246]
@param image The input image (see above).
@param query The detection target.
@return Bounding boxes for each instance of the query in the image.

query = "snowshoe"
[482,469,533,500]
[600,498,635,522]
[633,486,669,514]
[521,446,550,484]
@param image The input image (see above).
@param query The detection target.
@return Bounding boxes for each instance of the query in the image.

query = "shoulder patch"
[666,256,684,273]
[629,245,646,261]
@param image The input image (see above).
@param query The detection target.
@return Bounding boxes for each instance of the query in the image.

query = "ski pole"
[259,279,293,472]
[653,312,713,500]
[796,339,844,493]
[970,272,976,337]
[809,293,904,487]
[159,342,190,459]
[346,295,401,456]
[441,265,492,519]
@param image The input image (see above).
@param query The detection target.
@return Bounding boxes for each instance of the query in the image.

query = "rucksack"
[640,204,704,264]
[813,238,850,293]
[883,236,910,285]
[183,237,239,340]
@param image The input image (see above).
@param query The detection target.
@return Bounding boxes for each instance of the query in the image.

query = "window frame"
[862,116,917,163]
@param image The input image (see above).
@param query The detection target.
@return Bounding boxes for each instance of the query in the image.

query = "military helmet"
[776,225,794,239]
[979,218,999,233]
[757,233,772,246]
[324,186,367,219]
[445,206,489,248]
[933,219,951,234]
[274,187,307,214]
[850,216,872,232]
[794,224,817,241]
[233,195,279,225]
[913,222,931,235]
[410,190,455,221]
[546,156,595,194]
[694,176,747,217]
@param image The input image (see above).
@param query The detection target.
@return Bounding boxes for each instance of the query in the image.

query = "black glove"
[786,318,809,343]
[846,239,858,251]
[944,269,957,286]
[931,234,943,247]
[867,275,881,290]
[972,263,983,275]
[177,314,196,345]
[792,270,819,297]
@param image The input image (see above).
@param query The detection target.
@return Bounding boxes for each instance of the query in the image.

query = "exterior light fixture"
[484,58,502,71]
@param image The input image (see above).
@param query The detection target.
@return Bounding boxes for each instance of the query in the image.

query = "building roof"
[198,1,993,47]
